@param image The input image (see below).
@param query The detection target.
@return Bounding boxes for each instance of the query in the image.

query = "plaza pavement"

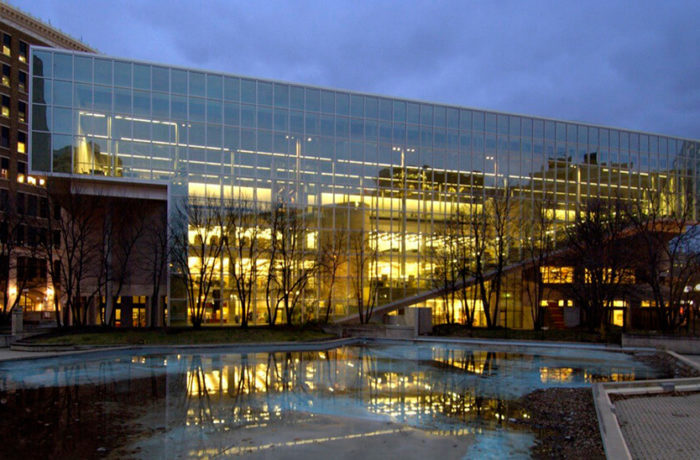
[615,392,700,460]
[595,351,700,460]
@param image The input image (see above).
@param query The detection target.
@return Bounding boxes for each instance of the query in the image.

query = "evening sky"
[9,0,699,139]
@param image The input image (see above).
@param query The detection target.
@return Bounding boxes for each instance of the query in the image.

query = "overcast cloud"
[9,0,699,139]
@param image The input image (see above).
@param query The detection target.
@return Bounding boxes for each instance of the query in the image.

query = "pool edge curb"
[0,337,364,361]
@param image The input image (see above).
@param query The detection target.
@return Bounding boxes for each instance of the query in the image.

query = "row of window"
[1,64,27,92]
[0,256,47,286]
[11,225,52,248]
[6,190,46,217]
[33,52,693,148]
[32,111,692,167]
[2,94,26,121]
[41,136,691,180]
[31,91,692,159]
[2,32,29,62]
[36,133,689,181]
[0,188,51,220]
[0,218,61,252]
[0,125,26,152]
[0,159,33,185]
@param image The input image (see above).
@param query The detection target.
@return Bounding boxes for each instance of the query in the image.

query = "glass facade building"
[28,48,700,327]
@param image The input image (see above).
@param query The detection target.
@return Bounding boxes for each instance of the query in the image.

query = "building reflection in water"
[0,344,659,457]
[152,345,649,456]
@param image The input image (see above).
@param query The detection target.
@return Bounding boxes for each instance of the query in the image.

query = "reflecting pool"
[0,344,665,459]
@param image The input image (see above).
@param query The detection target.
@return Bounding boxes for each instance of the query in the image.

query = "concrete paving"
[615,392,700,460]
[594,353,700,460]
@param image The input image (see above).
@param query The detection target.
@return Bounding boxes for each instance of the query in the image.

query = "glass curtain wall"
[29,48,700,327]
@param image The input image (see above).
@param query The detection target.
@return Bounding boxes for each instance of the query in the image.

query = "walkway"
[616,392,700,460]
[595,353,700,459]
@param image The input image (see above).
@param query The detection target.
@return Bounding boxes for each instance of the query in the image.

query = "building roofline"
[1,1,95,53]
[31,47,699,143]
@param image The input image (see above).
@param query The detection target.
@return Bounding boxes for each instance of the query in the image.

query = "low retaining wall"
[622,334,700,354]
[0,331,47,348]
[342,325,415,339]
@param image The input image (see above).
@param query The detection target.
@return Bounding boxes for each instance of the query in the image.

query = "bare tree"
[488,188,513,328]
[98,201,148,327]
[264,201,315,326]
[349,228,379,324]
[468,189,513,329]
[0,190,52,320]
[469,207,490,327]
[1,200,24,315]
[139,206,169,328]
[220,198,264,328]
[564,198,633,332]
[39,184,103,327]
[318,228,347,323]
[452,210,478,328]
[170,196,224,328]
[520,197,557,330]
[628,181,700,331]
[430,215,462,324]
[39,190,62,328]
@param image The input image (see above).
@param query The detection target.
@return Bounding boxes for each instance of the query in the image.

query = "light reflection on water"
[0,344,663,458]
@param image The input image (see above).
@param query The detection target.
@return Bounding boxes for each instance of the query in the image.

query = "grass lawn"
[34,326,336,346]
[432,323,623,344]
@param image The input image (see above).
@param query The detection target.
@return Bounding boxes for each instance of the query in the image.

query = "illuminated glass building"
[28,48,700,328]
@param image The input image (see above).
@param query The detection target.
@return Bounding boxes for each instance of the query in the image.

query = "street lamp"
[393,146,408,287]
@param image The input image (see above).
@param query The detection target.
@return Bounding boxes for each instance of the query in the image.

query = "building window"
[18,41,28,63]
[39,197,48,217]
[540,266,574,283]
[26,194,37,216]
[17,131,26,153]
[1,95,8,118]
[1,126,8,148]
[18,71,27,93]
[17,101,26,123]
[1,156,8,178]
[15,224,25,245]
[2,33,10,57]
[1,65,9,87]
[16,192,25,215]
[585,268,635,284]
[17,160,26,183]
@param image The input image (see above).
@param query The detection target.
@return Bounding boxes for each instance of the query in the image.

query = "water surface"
[0,343,664,458]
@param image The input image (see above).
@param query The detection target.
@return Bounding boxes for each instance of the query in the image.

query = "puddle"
[0,343,665,458]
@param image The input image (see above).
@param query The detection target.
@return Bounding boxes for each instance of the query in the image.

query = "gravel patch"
[517,387,604,459]
[633,352,700,378]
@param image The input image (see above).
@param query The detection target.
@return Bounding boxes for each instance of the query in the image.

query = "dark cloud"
[11,0,699,138]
